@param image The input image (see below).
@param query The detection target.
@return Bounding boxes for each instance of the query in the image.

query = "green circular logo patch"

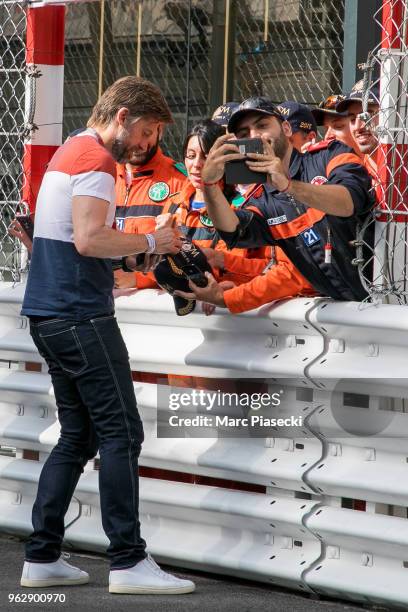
[199,213,214,228]
[148,182,170,202]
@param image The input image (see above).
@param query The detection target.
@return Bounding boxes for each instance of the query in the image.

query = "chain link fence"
[64,0,345,158]
[0,1,27,282]
[233,0,344,104]
[64,0,212,158]
[357,0,408,304]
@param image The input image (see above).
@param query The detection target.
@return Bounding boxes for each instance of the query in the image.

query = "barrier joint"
[12,492,22,505]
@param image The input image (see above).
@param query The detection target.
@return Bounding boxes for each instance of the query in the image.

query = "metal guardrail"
[0,281,408,607]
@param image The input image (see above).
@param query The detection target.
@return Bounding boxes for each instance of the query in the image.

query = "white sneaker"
[109,554,195,595]
[21,553,89,587]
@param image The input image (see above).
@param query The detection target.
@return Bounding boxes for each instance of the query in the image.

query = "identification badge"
[301,227,320,247]
[267,214,287,226]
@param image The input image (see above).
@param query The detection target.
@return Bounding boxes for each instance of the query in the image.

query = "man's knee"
[99,431,144,454]
[56,433,99,465]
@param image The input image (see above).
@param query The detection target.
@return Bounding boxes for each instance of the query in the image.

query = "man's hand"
[201,134,245,184]
[301,139,316,153]
[8,219,33,252]
[113,287,138,298]
[152,226,183,254]
[246,137,290,191]
[155,213,175,230]
[201,247,225,270]
[114,269,136,289]
[174,272,235,308]
[200,278,236,315]
[201,302,216,316]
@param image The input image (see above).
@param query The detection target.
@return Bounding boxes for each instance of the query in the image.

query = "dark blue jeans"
[26,315,146,569]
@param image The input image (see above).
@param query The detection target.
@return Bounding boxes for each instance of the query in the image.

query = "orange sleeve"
[222,251,269,278]
[223,261,315,314]
[134,271,158,289]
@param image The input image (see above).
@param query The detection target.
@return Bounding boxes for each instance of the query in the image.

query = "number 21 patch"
[300,227,320,247]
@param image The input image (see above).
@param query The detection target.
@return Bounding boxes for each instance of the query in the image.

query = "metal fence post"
[136,1,142,77]
[210,0,236,110]
[184,0,192,134]
[342,0,382,93]
[97,0,105,98]
[224,0,236,103]
[97,0,114,97]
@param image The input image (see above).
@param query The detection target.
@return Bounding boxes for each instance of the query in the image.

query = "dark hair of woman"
[182,119,236,202]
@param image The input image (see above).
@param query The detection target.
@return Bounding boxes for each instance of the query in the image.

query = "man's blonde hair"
[87,76,173,127]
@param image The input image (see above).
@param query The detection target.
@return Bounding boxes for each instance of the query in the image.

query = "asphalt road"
[0,535,390,612]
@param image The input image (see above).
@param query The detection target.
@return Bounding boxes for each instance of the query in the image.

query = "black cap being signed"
[154,240,212,316]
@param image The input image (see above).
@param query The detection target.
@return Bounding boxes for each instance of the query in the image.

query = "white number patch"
[301,227,320,246]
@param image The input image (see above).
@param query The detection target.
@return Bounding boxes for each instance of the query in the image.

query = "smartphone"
[16,214,34,242]
[224,137,268,185]
[181,264,208,288]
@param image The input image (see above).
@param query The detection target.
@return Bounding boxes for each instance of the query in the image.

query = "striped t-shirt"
[21,130,117,319]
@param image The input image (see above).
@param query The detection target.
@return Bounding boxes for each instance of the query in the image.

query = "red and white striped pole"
[22,3,65,212]
[375,0,408,299]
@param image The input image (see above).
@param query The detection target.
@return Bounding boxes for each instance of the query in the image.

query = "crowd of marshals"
[108,89,375,313]
[212,98,373,302]
[13,78,379,316]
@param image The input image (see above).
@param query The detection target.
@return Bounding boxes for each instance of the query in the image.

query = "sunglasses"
[318,94,346,110]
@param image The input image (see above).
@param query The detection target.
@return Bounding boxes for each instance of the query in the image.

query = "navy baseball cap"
[276,101,317,134]
[212,102,240,127]
[336,80,380,113]
[311,95,348,126]
[227,96,282,133]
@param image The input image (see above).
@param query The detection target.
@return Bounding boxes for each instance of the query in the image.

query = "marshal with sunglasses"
[311,94,347,125]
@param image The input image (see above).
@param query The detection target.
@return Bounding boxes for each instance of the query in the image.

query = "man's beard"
[111,128,160,165]
[128,137,159,166]
[111,125,130,163]
[272,126,289,160]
